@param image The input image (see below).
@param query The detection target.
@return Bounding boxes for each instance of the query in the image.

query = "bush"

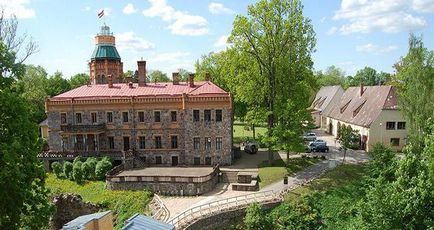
[51,161,63,178]
[83,157,98,180]
[63,161,73,180]
[72,161,84,183]
[95,159,112,180]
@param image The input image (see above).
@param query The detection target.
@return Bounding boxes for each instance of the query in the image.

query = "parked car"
[303,132,317,142]
[306,141,329,153]
[244,141,258,154]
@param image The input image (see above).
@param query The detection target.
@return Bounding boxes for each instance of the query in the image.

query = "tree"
[72,161,84,184]
[243,203,270,229]
[367,143,397,182]
[83,157,98,180]
[63,161,73,180]
[0,41,52,229]
[316,65,346,87]
[95,158,112,180]
[393,34,434,146]
[69,73,89,89]
[45,71,71,96]
[230,0,316,163]
[337,125,359,163]
[148,70,170,82]
[51,161,63,178]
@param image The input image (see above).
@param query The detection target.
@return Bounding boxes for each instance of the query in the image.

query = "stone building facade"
[42,25,233,167]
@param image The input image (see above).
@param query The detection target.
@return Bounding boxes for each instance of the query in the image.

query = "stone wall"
[184,201,281,230]
[106,173,218,196]
[50,193,101,230]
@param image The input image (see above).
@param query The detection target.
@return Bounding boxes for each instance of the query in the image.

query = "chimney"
[205,72,210,81]
[360,82,364,96]
[108,75,113,88]
[137,59,146,86]
[172,72,180,85]
[188,73,195,87]
[128,82,133,88]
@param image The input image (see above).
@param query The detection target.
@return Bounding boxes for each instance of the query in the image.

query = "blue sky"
[4,0,434,78]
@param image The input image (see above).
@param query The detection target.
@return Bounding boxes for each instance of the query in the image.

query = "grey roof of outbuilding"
[39,118,48,126]
[122,214,174,230]
[327,85,398,128]
[62,211,111,230]
[311,85,343,113]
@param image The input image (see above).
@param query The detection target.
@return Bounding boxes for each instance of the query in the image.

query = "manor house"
[40,25,233,168]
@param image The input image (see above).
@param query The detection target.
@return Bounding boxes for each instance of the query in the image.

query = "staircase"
[231,172,259,191]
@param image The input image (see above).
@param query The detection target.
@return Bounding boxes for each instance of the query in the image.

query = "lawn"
[284,164,367,229]
[46,174,153,229]
[233,122,267,144]
[258,157,320,188]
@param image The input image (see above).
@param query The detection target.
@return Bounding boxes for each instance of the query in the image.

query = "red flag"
[98,10,104,18]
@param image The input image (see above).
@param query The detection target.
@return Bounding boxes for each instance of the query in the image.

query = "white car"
[303,132,317,142]
[244,141,258,154]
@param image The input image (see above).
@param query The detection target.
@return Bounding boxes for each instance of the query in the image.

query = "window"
[61,113,67,124]
[76,135,84,150]
[397,122,406,130]
[193,110,200,122]
[155,136,162,149]
[61,137,67,151]
[139,136,146,149]
[123,137,130,151]
[390,138,400,146]
[171,136,178,149]
[171,111,177,122]
[108,137,115,149]
[204,110,211,122]
[138,112,145,122]
[194,137,200,150]
[91,112,97,123]
[154,111,161,122]
[107,112,113,123]
[205,137,211,150]
[216,110,222,122]
[122,112,129,123]
[216,137,222,150]
[155,156,162,164]
[386,122,395,130]
[75,113,82,124]
[205,157,212,165]
[194,157,201,165]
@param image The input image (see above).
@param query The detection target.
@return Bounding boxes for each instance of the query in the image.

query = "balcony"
[61,123,106,133]
[37,150,123,159]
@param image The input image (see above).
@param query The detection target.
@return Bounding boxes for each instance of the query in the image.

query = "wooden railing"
[167,190,280,228]
[60,123,106,133]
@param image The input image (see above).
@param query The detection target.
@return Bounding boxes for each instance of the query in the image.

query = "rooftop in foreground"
[116,167,215,177]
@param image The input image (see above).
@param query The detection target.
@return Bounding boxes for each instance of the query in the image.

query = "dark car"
[307,141,329,153]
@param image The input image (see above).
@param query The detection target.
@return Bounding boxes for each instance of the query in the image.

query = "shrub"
[51,161,63,178]
[63,161,73,180]
[73,156,82,164]
[95,159,112,180]
[84,157,98,180]
[72,161,84,183]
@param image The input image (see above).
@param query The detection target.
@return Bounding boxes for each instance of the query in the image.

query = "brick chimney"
[360,82,364,96]
[205,72,210,81]
[188,73,195,87]
[108,75,113,88]
[137,59,146,86]
[172,72,180,85]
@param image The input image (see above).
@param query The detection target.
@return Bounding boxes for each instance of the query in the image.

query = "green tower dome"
[90,25,121,60]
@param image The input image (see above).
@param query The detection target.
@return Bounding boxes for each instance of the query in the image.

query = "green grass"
[233,123,267,144]
[258,157,320,188]
[284,164,367,229]
[46,174,152,229]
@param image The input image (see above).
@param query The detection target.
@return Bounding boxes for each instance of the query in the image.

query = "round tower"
[89,25,123,84]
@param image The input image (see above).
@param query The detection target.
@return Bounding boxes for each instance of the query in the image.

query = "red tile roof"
[327,85,399,128]
[50,81,229,100]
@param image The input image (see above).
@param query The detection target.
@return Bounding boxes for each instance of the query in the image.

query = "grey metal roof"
[122,214,174,230]
[39,118,48,126]
[62,211,111,230]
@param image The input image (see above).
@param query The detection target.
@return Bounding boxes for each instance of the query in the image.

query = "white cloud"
[320,17,327,23]
[142,0,209,36]
[208,2,235,14]
[333,0,429,34]
[97,7,112,17]
[116,32,155,52]
[123,3,138,15]
[0,0,35,19]
[327,26,337,35]
[356,43,398,55]
[82,6,91,12]
[151,51,190,63]
[214,34,230,47]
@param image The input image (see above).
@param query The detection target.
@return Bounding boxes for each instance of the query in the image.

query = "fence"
[167,190,280,228]
[152,194,170,222]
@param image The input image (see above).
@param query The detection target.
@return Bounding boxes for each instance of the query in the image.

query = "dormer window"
[340,100,351,114]
[353,100,366,117]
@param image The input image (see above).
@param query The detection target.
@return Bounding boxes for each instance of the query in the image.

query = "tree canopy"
[148,70,170,82]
